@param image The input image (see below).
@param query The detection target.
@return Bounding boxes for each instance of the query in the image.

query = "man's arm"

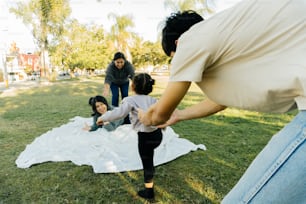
[139,81,227,126]
[176,98,226,121]
[139,81,190,126]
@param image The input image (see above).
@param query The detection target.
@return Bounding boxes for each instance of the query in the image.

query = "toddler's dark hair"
[132,73,155,95]
[162,10,204,56]
[89,95,110,116]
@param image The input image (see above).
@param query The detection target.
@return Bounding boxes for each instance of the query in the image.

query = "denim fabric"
[222,111,306,204]
[110,81,129,107]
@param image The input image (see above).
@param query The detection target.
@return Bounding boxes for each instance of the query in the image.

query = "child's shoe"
[137,187,154,199]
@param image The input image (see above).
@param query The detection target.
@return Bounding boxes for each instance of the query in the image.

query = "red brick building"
[19,53,40,72]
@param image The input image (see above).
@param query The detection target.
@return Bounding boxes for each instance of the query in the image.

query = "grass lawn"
[0,76,296,203]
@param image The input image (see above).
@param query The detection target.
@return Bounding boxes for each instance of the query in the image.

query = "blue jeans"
[110,81,129,107]
[222,111,306,204]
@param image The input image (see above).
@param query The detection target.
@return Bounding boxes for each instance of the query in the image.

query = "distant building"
[5,53,40,81]
[19,53,40,72]
[1,42,40,82]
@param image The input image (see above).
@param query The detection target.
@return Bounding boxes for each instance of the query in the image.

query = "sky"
[0,0,241,54]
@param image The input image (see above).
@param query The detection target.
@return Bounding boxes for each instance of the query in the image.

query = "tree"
[107,13,135,61]
[131,38,169,69]
[10,0,71,77]
[50,20,112,71]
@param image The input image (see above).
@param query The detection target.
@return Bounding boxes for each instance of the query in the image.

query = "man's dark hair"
[132,73,155,95]
[162,10,204,56]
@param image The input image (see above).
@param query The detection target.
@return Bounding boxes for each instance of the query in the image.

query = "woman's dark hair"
[90,95,110,116]
[113,52,126,61]
[162,10,204,56]
[88,97,95,106]
[132,73,155,95]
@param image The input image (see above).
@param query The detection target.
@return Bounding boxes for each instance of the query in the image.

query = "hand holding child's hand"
[157,109,180,128]
[96,118,104,125]
[138,108,152,126]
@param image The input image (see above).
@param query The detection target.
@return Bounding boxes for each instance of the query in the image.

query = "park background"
[0,0,238,85]
[0,0,297,203]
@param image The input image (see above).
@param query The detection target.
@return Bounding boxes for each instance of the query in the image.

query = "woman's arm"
[89,122,100,131]
[103,83,110,96]
[103,63,113,96]
[84,115,102,131]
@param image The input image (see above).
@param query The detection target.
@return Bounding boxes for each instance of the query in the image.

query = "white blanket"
[16,116,206,173]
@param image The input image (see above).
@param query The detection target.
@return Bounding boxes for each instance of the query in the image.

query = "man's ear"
[175,40,178,45]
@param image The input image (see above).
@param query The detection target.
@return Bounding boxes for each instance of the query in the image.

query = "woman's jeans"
[222,111,306,204]
[110,81,129,107]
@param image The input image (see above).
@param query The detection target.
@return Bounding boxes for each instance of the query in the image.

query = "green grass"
[0,76,296,203]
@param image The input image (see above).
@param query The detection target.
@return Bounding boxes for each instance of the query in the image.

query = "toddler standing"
[97,73,162,200]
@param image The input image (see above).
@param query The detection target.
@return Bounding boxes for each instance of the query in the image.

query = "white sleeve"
[100,100,131,122]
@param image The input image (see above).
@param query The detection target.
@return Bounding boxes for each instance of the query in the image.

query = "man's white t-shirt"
[170,0,306,113]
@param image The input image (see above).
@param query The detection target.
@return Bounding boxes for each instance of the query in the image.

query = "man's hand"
[138,106,180,128]
[139,81,191,127]
[138,108,151,126]
[157,109,180,128]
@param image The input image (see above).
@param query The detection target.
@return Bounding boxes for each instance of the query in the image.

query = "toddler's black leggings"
[138,128,162,183]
